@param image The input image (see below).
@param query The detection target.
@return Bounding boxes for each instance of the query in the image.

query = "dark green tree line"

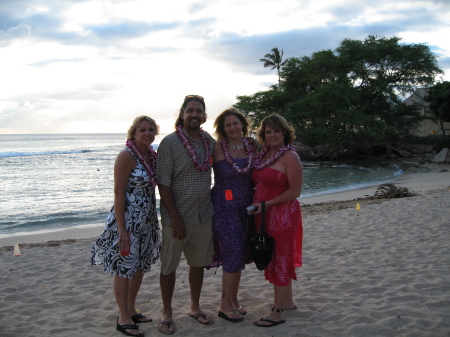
[235,36,443,151]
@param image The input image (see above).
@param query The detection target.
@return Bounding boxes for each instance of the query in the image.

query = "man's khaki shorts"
[160,217,214,275]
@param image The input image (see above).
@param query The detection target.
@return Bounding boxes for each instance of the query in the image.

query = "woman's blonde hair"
[127,115,159,140]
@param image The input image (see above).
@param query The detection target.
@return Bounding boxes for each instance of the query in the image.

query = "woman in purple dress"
[210,108,256,323]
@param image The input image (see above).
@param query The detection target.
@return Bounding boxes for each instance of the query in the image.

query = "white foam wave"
[0,150,88,158]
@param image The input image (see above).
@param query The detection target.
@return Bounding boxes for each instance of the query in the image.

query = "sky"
[1,0,449,135]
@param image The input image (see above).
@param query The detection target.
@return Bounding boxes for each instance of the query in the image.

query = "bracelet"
[271,307,283,313]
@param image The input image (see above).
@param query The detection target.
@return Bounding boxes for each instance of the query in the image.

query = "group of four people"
[91,94,303,336]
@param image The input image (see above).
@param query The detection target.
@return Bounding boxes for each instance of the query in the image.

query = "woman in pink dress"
[250,113,303,327]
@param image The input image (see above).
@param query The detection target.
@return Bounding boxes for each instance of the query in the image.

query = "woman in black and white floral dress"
[91,116,161,337]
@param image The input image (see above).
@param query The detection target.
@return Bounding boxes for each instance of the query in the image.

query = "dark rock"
[295,140,441,166]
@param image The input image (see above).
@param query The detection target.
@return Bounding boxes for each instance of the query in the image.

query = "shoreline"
[0,162,448,250]
[300,162,449,204]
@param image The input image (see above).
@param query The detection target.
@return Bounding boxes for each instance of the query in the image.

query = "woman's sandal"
[218,311,244,322]
[234,305,247,315]
[116,318,144,336]
[253,317,286,327]
[188,312,215,325]
[132,313,153,324]
[158,320,175,334]
[253,307,285,327]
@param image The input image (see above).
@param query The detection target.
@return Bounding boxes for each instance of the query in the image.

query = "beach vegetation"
[374,183,417,199]
[236,36,444,160]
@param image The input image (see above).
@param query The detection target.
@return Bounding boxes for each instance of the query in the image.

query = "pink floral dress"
[252,167,302,286]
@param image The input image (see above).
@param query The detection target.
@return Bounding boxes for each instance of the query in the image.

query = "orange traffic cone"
[355,203,361,210]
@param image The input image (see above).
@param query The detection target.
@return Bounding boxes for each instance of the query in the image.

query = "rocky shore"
[296,140,449,170]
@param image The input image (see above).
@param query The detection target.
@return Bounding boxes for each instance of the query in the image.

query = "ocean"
[0,134,403,237]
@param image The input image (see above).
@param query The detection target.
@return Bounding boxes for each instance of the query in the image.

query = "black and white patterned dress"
[91,148,161,278]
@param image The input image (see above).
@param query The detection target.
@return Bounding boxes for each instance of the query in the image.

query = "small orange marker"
[356,203,361,210]
[225,189,233,200]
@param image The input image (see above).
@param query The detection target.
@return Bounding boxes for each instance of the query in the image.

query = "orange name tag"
[225,189,233,200]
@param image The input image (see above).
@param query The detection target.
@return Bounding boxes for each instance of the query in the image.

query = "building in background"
[404,88,450,137]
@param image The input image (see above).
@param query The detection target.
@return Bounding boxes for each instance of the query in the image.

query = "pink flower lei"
[176,125,212,171]
[126,139,157,186]
[220,138,254,174]
[254,144,296,170]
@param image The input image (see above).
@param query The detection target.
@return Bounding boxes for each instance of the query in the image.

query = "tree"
[234,90,288,130]
[237,36,443,152]
[425,81,450,137]
[260,47,287,87]
[336,35,442,97]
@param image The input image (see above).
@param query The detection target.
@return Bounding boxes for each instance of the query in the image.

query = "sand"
[0,163,449,336]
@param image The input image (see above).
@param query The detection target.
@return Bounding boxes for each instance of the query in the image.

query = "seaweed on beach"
[374,183,417,199]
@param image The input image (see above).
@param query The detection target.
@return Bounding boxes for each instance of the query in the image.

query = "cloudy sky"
[1,0,449,135]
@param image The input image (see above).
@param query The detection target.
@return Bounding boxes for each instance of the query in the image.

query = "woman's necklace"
[176,125,211,171]
[220,138,254,174]
[228,142,244,150]
[254,144,296,170]
[126,139,157,186]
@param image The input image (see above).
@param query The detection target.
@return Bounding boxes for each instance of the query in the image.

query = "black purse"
[249,201,275,271]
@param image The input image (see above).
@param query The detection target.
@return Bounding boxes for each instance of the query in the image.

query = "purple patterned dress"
[210,158,254,273]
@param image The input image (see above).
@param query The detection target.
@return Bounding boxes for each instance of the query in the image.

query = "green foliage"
[336,36,441,95]
[425,81,450,137]
[234,90,288,130]
[236,35,443,150]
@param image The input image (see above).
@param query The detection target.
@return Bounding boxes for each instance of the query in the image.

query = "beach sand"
[0,163,449,336]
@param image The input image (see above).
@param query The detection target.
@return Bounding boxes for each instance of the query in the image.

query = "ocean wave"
[0,211,105,236]
[0,223,105,240]
[0,149,91,158]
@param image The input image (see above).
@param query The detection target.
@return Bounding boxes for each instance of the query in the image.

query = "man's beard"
[184,117,202,130]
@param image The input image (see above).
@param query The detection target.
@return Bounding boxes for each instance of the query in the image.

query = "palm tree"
[260,47,287,87]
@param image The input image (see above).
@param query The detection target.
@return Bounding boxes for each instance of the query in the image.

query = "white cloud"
[0,0,449,134]
[0,23,32,46]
